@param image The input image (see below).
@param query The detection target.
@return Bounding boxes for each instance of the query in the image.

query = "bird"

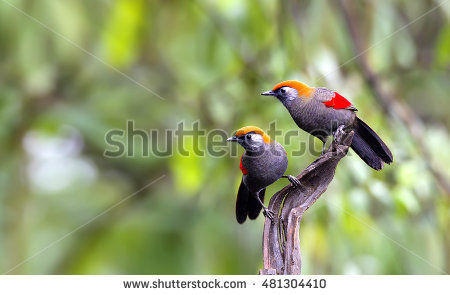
[227,126,301,224]
[261,80,393,170]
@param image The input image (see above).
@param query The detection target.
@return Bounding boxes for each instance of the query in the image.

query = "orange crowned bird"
[227,126,300,223]
[262,81,393,170]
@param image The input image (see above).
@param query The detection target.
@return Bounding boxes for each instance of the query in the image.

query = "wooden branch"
[260,129,354,275]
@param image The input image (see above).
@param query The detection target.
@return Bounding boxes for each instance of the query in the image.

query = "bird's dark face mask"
[227,132,265,152]
[261,87,299,106]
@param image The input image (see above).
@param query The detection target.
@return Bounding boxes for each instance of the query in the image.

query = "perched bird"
[227,126,300,224]
[262,80,393,170]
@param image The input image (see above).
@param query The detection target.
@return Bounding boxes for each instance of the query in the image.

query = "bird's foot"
[320,139,328,155]
[262,208,275,223]
[283,175,302,188]
[333,125,345,142]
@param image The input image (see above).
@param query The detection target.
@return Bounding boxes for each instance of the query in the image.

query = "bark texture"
[260,129,354,275]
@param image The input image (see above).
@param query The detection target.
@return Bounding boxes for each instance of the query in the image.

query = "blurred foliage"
[0,0,449,275]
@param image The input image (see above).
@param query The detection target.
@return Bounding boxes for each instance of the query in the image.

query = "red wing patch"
[240,155,248,175]
[323,92,355,110]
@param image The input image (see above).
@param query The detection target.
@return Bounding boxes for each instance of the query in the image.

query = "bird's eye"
[246,134,252,140]
[280,88,286,94]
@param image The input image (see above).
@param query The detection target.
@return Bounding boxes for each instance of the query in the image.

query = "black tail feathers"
[350,118,393,170]
[248,189,265,220]
[236,179,264,224]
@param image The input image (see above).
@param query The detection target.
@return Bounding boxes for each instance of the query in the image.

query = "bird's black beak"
[261,90,275,96]
[227,136,238,142]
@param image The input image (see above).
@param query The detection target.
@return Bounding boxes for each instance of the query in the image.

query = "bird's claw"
[263,208,275,223]
[333,125,345,142]
[321,141,327,155]
[286,175,302,188]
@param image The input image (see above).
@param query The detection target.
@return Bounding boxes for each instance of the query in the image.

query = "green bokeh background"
[1,0,449,275]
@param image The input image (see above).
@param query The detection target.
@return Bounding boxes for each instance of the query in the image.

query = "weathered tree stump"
[259,129,354,275]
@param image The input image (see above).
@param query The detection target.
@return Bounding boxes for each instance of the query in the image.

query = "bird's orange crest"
[235,126,272,144]
[272,80,314,97]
